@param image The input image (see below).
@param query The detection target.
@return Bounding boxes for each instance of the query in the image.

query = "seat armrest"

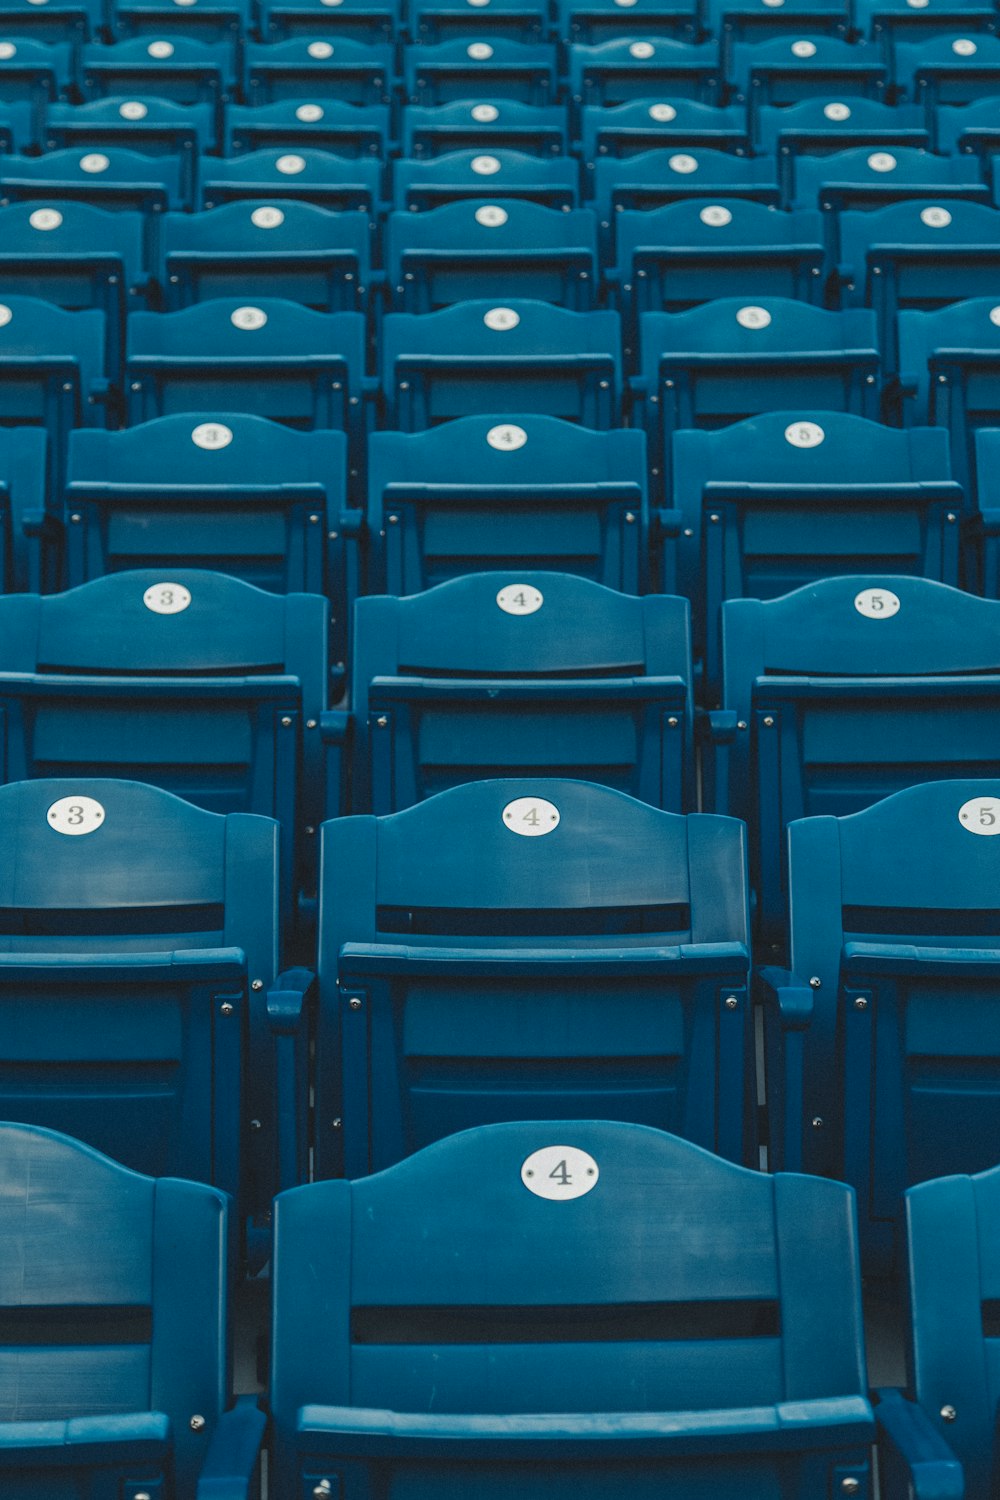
[875,1389,964,1500]
[268,969,316,1192]
[196,1396,267,1500]
[705,709,738,746]
[755,967,813,1029]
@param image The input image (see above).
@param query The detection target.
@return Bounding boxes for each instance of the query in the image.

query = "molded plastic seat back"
[199,146,381,213]
[394,146,580,209]
[402,101,570,158]
[226,99,390,157]
[404,36,559,105]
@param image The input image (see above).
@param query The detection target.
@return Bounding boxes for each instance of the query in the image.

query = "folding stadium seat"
[384,200,599,311]
[125,299,367,446]
[673,414,960,697]
[881,1162,1000,1500]
[896,32,1000,107]
[790,145,987,216]
[756,97,930,196]
[63,413,355,660]
[707,0,851,75]
[244,36,393,107]
[761,779,1000,1270]
[200,146,381,212]
[934,93,1000,165]
[81,38,233,129]
[313,784,753,1177]
[44,98,217,186]
[0,143,189,211]
[258,0,395,41]
[0,297,107,485]
[410,0,551,43]
[110,0,253,45]
[393,146,580,208]
[0,427,51,592]
[610,200,826,357]
[0,569,336,918]
[404,37,559,105]
[0,202,145,382]
[714,572,983,941]
[580,97,751,161]
[557,0,702,44]
[380,301,622,429]
[589,148,781,239]
[896,298,1000,500]
[0,778,302,1234]
[366,416,649,594]
[0,1122,265,1496]
[0,0,103,42]
[350,574,693,814]
[568,36,722,109]
[972,429,1000,593]
[0,36,74,141]
[402,100,569,157]
[0,97,30,149]
[729,36,888,129]
[856,0,998,53]
[270,1120,873,1500]
[226,98,390,156]
[634,299,881,498]
[158,200,370,312]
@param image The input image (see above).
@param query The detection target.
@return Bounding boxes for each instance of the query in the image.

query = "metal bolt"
[309,513,320,523]
[946,512,957,522]
[737,719,748,730]
[306,718,317,729]
[131,381,141,390]
[683,527,693,537]
[725,995,738,1009]
[281,715,292,726]
[854,996,868,1010]
[220,1002,234,1016]
[762,715,776,727]
[811,1117,824,1128]
[709,513,720,523]
[331,1117,342,1129]
[328,530,339,540]
[842,1480,860,1495]
[349,996,362,1010]
[70,513,81,523]
[314,1484,333,1498]
[305,825,315,835]
[941,1405,957,1422]
[624,511,636,523]
[387,513,399,524]
[376,715,388,727]
[62,381,73,392]
[250,1118,261,1131]
[135,1493,151,1500]
[251,979,263,991]
[809,976,821,988]
[667,716,679,727]
[190,1415,206,1431]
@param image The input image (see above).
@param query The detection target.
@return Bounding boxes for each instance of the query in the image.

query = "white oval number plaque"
[854,587,900,619]
[48,796,105,836]
[959,797,1000,835]
[497,584,543,615]
[521,1145,599,1200]
[503,796,560,835]
[144,582,191,614]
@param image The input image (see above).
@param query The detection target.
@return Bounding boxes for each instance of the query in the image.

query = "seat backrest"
[0,1121,230,1497]
[0,144,187,209]
[393,146,580,208]
[580,98,750,161]
[402,100,568,158]
[792,144,985,211]
[199,146,381,211]
[271,1118,866,1421]
[226,99,390,156]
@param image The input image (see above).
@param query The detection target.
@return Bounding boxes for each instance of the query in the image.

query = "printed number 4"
[522,806,540,826]
[549,1160,572,1186]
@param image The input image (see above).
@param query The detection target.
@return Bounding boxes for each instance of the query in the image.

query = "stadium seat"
[934,92,1000,165]
[756,97,930,196]
[366,416,650,594]
[0,569,336,912]
[63,413,356,663]
[402,99,569,157]
[856,0,998,53]
[270,1120,873,1500]
[384,199,599,310]
[634,299,881,493]
[380,300,622,428]
[0,0,103,42]
[157,199,370,312]
[226,98,390,156]
[350,573,693,813]
[244,36,393,107]
[0,426,51,592]
[715,573,986,940]
[559,0,702,44]
[200,145,381,212]
[0,296,108,483]
[404,36,559,105]
[81,39,232,138]
[393,146,580,208]
[0,201,145,381]
[896,296,1000,498]
[410,0,550,43]
[762,778,1000,1270]
[111,0,252,45]
[0,777,299,1233]
[709,0,851,75]
[730,35,888,125]
[568,36,722,109]
[580,97,751,160]
[0,37,74,137]
[896,31,1000,106]
[790,144,988,217]
[0,97,31,150]
[0,143,189,211]
[313,782,753,1176]
[972,429,1000,594]
[124,298,367,447]
[258,0,395,42]
[881,1161,1000,1500]
[43,98,215,191]
[673,413,960,694]
[589,150,781,254]
[0,1121,265,1497]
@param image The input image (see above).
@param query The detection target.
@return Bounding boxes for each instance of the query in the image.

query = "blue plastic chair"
[0,1121,265,1499]
[158,199,370,312]
[63,413,356,662]
[856,0,998,55]
[380,300,622,428]
[366,415,649,594]
[0,427,51,592]
[200,146,381,212]
[124,298,367,447]
[0,97,31,149]
[761,778,1000,1272]
[402,100,569,157]
[270,1119,872,1500]
[81,38,233,132]
[589,151,782,258]
[0,143,189,211]
[0,296,108,485]
[791,144,987,218]
[226,98,390,156]
[314,781,753,1176]
[730,35,888,127]
[0,201,145,381]
[43,98,216,194]
[244,36,393,106]
[0,777,303,1236]
[0,0,103,42]
[715,573,990,940]
[411,0,550,43]
[0,569,337,911]
[384,200,599,311]
[111,0,252,44]
[935,92,1000,165]
[580,98,751,161]
[0,36,74,122]
[258,0,395,42]
[709,0,850,77]
[756,97,930,197]
[568,36,722,108]
[896,31,1000,106]
[896,296,1000,500]
[350,573,693,812]
[634,299,881,486]
[877,1162,1000,1500]
[404,36,558,105]
[559,0,702,44]
[393,146,580,208]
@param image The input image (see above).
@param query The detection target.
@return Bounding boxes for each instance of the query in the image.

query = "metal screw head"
[946,512,957,523]
[220,1002,234,1016]
[135,1493,152,1500]
[854,996,868,1010]
[314,1484,333,1498]
[251,979,263,991]
[624,510,636,522]
[281,715,292,726]
[331,1117,342,1129]
[306,718,317,729]
[387,513,399,524]
[709,512,720,523]
[763,716,775,727]
[737,720,748,730]
[842,1480,860,1495]
[376,715,388,727]
[811,1116,824,1128]
[941,1405,957,1422]
[70,513,82,523]
[809,976,821,988]
[725,995,738,1009]
[349,996,362,1010]
[190,1415,206,1431]
[667,716,679,727]
[250,1118,261,1131]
